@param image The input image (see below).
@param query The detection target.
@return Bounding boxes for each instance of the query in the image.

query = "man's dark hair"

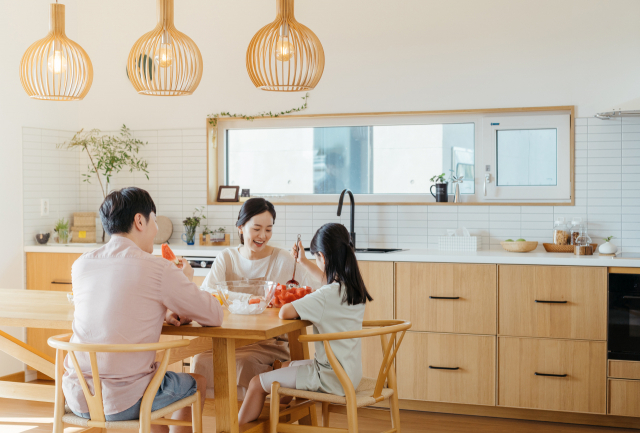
[99,187,157,235]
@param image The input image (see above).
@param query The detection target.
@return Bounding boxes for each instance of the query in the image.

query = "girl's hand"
[290,240,308,264]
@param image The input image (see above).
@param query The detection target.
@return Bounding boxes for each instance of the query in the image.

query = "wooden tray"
[200,233,230,246]
[543,243,598,253]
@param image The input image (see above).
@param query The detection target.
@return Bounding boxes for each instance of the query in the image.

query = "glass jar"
[574,228,593,256]
[553,217,570,245]
[569,217,584,245]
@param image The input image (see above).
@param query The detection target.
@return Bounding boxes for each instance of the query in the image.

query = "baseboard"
[0,372,25,383]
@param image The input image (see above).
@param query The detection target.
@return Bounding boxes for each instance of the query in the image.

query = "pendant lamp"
[247,0,324,92]
[127,0,203,96]
[20,2,93,101]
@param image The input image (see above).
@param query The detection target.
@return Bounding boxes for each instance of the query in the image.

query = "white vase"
[599,241,617,255]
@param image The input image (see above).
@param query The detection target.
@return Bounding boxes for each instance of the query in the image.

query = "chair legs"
[321,402,330,427]
[192,390,203,433]
[389,392,401,433]
[270,382,281,433]
[345,399,359,433]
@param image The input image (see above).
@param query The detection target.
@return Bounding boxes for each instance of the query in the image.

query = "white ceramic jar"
[599,241,618,255]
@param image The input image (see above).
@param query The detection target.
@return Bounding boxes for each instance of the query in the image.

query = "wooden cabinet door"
[397,332,496,406]
[26,253,82,378]
[359,261,394,379]
[396,263,496,335]
[608,379,640,417]
[498,265,607,340]
[609,360,640,380]
[498,336,606,414]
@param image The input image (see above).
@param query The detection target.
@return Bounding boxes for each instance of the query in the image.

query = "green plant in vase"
[183,207,206,245]
[54,218,70,244]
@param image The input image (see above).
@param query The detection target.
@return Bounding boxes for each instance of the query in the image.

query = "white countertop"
[24,244,640,268]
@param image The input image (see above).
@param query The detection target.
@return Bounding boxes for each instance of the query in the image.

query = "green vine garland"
[207,93,310,126]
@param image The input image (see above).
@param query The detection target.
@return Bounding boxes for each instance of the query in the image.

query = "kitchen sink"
[304,248,403,253]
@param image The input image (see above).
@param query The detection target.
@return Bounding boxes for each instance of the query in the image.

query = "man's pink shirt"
[62,236,223,415]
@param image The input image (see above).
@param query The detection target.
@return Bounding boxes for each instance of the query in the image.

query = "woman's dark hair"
[236,198,276,244]
[99,187,157,235]
[310,223,373,306]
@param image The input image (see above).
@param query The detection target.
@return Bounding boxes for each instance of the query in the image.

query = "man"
[63,187,223,432]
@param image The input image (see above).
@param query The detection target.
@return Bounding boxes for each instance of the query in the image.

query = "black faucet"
[337,188,356,249]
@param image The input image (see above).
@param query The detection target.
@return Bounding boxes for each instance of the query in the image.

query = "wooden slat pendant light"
[247,0,324,92]
[127,0,203,96]
[20,2,93,101]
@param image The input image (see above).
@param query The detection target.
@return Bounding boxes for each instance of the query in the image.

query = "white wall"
[5,0,640,376]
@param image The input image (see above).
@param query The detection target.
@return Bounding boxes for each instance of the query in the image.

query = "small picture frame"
[217,186,240,202]
[241,189,251,198]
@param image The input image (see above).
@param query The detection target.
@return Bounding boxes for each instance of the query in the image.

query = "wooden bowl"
[501,241,538,253]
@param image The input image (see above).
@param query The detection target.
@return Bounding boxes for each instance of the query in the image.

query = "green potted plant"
[599,236,617,255]
[54,218,70,244]
[58,125,149,242]
[212,227,226,242]
[183,207,206,245]
[430,173,448,202]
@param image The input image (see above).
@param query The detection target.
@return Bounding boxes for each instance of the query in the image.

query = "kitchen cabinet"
[608,379,640,417]
[397,332,495,406]
[609,360,640,380]
[498,336,606,414]
[26,252,82,378]
[498,265,607,340]
[396,263,496,335]
[359,261,394,379]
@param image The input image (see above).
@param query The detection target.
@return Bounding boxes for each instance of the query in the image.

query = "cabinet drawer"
[26,252,82,292]
[498,265,606,340]
[396,263,496,334]
[609,360,640,380]
[498,336,606,414]
[608,379,640,417]
[397,332,496,406]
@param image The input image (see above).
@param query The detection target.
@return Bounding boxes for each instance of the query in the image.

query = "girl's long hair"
[310,223,373,306]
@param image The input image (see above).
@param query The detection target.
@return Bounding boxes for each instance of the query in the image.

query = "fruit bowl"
[215,280,277,315]
[501,241,539,253]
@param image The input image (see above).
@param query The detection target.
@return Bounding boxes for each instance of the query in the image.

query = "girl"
[238,223,374,425]
[193,198,321,400]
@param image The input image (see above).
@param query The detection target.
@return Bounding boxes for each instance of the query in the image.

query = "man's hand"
[165,309,192,326]
[180,258,194,282]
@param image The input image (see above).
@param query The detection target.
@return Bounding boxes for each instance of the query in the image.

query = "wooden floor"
[0,398,637,433]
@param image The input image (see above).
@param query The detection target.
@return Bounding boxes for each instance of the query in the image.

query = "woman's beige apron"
[192,247,290,399]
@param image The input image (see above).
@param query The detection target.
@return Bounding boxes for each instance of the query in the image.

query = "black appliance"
[609,272,640,361]
[184,257,215,269]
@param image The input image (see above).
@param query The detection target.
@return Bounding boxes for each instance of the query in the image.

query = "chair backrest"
[298,319,411,401]
[48,333,190,423]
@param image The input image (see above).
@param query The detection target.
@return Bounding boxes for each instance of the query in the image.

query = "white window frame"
[207,107,574,205]
[482,112,572,202]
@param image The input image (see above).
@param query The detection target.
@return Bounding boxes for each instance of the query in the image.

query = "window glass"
[496,129,557,186]
[226,123,474,195]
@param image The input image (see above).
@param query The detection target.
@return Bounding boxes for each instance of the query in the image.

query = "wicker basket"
[501,241,538,253]
[543,243,598,253]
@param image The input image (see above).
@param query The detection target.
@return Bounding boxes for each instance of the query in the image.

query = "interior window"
[496,129,557,186]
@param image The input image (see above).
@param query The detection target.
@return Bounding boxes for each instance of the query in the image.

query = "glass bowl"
[215,280,277,315]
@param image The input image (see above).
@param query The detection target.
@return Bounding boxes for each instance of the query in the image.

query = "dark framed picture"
[217,186,240,202]
[241,189,251,198]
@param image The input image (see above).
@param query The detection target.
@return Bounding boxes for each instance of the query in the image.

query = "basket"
[73,212,96,227]
[438,236,481,251]
[543,243,598,253]
[215,280,277,315]
[500,241,538,253]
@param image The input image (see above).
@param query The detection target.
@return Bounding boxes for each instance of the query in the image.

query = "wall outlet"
[40,199,49,216]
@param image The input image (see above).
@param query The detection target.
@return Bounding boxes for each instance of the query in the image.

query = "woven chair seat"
[62,394,197,429]
[277,376,394,408]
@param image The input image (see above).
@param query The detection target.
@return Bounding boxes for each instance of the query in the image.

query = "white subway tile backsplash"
[21,120,640,251]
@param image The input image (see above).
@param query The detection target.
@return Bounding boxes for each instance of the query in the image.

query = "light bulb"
[155,43,173,68]
[275,38,294,61]
[47,50,67,74]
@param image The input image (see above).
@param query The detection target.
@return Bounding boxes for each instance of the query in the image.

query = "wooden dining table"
[0,289,314,433]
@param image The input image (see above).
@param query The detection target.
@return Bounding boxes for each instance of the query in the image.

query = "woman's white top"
[291,282,366,395]
[200,245,322,292]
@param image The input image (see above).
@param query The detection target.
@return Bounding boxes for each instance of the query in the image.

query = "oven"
[609,272,640,361]
[184,256,215,278]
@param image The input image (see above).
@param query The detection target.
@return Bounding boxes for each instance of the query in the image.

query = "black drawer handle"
[429,366,460,370]
[51,281,72,285]
[623,296,640,300]
[534,300,567,304]
[429,296,460,300]
[534,372,567,378]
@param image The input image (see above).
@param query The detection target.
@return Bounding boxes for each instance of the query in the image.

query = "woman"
[193,198,321,399]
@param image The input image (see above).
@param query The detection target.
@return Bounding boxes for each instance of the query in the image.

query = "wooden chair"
[269,320,411,433]
[48,333,202,433]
